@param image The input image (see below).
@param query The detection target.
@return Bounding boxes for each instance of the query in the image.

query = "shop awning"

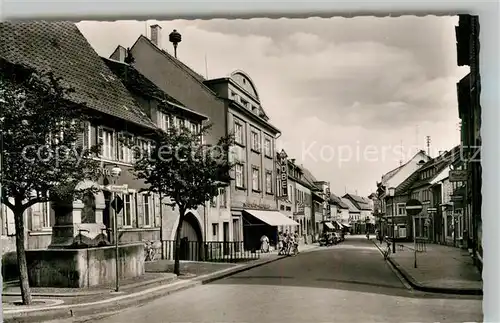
[343,223,352,227]
[324,222,335,230]
[335,221,344,228]
[244,210,299,226]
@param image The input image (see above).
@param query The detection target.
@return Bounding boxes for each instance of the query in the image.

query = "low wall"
[26,243,144,288]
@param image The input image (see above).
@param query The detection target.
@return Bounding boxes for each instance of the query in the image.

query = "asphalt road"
[85,236,483,323]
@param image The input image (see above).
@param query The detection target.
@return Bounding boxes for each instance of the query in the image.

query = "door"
[223,222,230,255]
[232,218,240,252]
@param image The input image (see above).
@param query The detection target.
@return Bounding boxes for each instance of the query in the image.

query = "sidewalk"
[372,240,483,295]
[2,243,320,323]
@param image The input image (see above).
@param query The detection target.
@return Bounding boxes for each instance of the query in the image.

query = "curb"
[3,255,288,323]
[2,275,178,297]
[370,240,483,296]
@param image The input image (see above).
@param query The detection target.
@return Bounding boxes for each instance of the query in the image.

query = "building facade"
[455,14,482,268]
[203,71,282,249]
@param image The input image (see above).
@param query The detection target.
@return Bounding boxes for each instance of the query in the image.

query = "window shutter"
[137,194,144,228]
[31,203,42,231]
[6,198,16,235]
[154,195,161,228]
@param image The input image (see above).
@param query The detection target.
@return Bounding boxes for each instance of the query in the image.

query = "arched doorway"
[175,212,203,261]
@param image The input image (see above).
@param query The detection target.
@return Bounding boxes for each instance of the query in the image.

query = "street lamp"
[388,187,396,253]
[110,165,122,292]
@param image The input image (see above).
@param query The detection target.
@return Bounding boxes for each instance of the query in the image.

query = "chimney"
[150,24,162,47]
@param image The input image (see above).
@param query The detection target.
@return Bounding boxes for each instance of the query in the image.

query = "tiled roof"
[297,165,321,191]
[396,146,461,194]
[102,57,186,107]
[341,198,360,213]
[330,193,349,209]
[0,21,156,129]
[343,194,372,211]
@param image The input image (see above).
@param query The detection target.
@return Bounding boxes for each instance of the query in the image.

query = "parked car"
[332,232,342,244]
[319,232,335,246]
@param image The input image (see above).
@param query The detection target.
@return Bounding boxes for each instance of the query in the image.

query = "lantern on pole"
[169,29,182,58]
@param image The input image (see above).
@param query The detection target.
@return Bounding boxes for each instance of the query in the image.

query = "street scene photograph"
[0,15,482,323]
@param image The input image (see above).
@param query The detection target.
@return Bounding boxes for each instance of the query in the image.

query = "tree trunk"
[173,209,185,276]
[14,208,32,305]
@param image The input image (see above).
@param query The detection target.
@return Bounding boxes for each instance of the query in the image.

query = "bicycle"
[144,240,162,262]
[382,238,391,260]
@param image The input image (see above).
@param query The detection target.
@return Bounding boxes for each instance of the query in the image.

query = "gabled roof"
[343,194,372,211]
[341,198,361,213]
[102,57,207,121]
[330,193,349,209]
[0,21,156,129]
[396,146,461,194]
[297,165,321,191]
[131,35,207,84]
[381,150,429,184]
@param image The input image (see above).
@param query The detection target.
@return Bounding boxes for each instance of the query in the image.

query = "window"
[157,110,169,131]
[280,205,285,211]
[136,138,152,160]
[82,122,92,149]
[265,171,273,194]
[397,203,406,216]
[252,166,260,191]
[212,223,219,238]
[210,195,217,208]
[31,201,51,229]
[122,193,134,227]
[235,163,244,188]
[98,127,115,159]
[177,118,185,129]
[219,188,227,208]
[189,122,199,134]
[140,194,152,227]
[264,138,272,157]
[422,189,430,201]
[251,130,260,151]
[234,121,244,145]
[117,133,134,163]
[241,99,248,108]
[286,206,291,212]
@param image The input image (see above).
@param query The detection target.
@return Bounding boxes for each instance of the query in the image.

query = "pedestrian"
[293,231,299,254]
[260,234,270,253]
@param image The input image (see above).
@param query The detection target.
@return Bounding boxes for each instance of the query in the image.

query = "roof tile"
[0,21,156,129]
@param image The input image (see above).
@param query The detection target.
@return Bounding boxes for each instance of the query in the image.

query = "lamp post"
[388,187,396,253]
[110,165,122,293]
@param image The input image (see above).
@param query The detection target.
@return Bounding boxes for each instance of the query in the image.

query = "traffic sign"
[405,199,423,216]
[111,195,124,214]
[104,184,129,194]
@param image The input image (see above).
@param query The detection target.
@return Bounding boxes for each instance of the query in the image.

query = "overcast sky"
[77,16,467,197]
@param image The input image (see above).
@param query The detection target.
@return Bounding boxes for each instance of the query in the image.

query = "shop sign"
[243,202,271,210]
[449,170,468,182]
[277,152,288,198]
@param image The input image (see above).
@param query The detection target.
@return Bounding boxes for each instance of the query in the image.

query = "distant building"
[342,194,374,234]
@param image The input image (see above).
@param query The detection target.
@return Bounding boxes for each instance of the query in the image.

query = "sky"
[77,16,467,197]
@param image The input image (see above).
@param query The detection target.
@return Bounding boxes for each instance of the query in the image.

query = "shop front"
[242,209,299,251]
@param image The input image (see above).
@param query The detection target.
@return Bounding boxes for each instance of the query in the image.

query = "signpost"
[405,199,423,268]
[103,183,128,293]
